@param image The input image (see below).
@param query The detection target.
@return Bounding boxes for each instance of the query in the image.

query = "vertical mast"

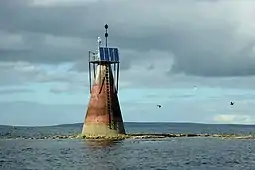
[105,24,108,47]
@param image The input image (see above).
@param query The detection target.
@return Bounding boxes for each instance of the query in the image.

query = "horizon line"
[1,121,255,127]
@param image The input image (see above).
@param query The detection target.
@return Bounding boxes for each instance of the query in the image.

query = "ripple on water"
[2,123,255,169]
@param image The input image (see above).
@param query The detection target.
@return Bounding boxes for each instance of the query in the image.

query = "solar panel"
[109,48,114,61]
[99,47,104,61]
[113,48,119,62]
[98,47,119,62]
[103,48,109,61]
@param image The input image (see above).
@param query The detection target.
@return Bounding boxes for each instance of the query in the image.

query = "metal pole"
[99,64,101,85]
[116,63,119,92]
[114,63,116,89]
[88,51,91,93]
[106,30,108,47]
[105,24,108,47]
[92,63,95,78]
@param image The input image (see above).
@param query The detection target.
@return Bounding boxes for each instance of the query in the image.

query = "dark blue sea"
[1,122,255,170]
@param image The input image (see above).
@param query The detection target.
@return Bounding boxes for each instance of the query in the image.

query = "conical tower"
[82,24,126,137]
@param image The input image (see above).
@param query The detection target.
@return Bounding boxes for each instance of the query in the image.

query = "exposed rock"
[1,133,255,140]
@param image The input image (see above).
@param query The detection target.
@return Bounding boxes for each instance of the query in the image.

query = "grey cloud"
[0,0,100,39]
[0,89,34,94]
[120,65,255,89]
[147,64,155,71]
[0,31,89,64]
[170,38,255,77]
[0,0,255,78]
[49,87,71,94]
[144,93,194,99]
[168,94,195,99]
[49,83,87,94]
[0,62,88,86]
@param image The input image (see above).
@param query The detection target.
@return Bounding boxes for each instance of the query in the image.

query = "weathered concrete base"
[82,122,125,137]
[2,133,255,140]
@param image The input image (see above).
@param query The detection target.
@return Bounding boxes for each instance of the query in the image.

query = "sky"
[1,0,255,126]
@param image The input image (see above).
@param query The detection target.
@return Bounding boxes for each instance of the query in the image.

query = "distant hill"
[52,123,83,127]
[1,122,255,128]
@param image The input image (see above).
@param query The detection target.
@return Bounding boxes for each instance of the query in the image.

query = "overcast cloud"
[0,0,255,77]
[1,0,255,125]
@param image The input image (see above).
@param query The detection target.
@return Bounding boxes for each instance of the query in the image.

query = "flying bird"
[157,104,162,108]
[230,102,234,105]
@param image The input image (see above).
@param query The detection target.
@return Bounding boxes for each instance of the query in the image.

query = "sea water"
[1,122,255,170]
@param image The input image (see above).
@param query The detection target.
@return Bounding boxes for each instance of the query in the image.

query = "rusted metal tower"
[82,24,126,137]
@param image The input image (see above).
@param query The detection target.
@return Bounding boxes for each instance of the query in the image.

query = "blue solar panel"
[113,48,119,62]
[98,47,119,62]
[109,48,114,61]
[104,48,109,61]
[99,47,104,61]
